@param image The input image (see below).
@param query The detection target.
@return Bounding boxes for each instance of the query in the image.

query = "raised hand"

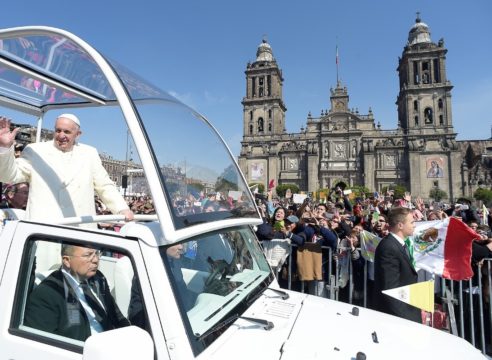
[0,117,19,148]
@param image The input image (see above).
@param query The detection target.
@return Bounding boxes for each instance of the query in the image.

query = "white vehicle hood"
[203,288,485,360]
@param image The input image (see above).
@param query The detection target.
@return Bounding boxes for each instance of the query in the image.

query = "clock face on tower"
[334,100,345,111]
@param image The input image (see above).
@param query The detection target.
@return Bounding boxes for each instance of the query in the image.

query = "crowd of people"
[169,190,255,216]
[254,185,492,325]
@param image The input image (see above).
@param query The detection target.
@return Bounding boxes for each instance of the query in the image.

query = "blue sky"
[2,0,492,157]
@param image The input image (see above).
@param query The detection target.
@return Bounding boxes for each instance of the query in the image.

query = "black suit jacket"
[25,269,130,341]
[374,234,421,323]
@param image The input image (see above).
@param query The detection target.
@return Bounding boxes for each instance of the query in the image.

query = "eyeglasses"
[70,250,102,262]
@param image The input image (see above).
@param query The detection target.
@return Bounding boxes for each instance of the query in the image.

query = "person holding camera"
[338,229,366,304]
[452,203,479,223]
[329,185,353,214]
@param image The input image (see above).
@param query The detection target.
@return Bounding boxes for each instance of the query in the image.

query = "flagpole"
[336,44,339,85]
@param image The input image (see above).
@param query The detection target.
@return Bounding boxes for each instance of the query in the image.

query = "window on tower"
[413,100,418,111]
[268,122,272,132]
[433,59,441,83]
[415,115,419,126]
[422,61,430,84]
[267,75,271,96]
[424,108,433,124]
[439,115,444,125]
[438,99,443,110]
[249,123,253,135]
[413,62,419,84]
[268,109,272,118]
[252,77,256,97]
[250,111,253,120]
[259,77,264,97]
[258,117,264,132]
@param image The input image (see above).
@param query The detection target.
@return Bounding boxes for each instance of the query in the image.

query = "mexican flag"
[410,217,479,281]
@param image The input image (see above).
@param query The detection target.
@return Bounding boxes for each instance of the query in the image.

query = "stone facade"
[238,15,490,202]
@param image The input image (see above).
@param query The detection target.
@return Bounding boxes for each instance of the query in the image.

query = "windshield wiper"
[240,316,274,330]
[195,314,274,341]
[195,313,240,341]
[267,287,289,300]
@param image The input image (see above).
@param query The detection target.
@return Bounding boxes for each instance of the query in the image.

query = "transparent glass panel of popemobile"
[0,29,258,229]
[159,226,272,351]
[129,98,259,230]
[0,33,147,215]
[0,31,115,107]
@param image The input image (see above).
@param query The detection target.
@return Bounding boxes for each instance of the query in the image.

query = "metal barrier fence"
[279,243,492,356]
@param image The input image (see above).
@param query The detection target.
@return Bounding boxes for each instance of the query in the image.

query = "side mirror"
[83,326,153,360]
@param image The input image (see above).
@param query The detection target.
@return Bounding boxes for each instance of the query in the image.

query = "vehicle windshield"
[133,100,258,230]
[160,226,272,352]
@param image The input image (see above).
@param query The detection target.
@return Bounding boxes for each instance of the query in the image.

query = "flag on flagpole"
[411,218,479,280]
[383,280,435,313]
[360,230,382,262]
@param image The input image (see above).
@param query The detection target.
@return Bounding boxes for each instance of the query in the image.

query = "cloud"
[167,89,227,108]
[167,90,195,107]
[204,90,226,104]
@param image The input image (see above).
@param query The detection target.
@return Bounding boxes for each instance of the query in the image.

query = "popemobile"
[0,26,486,359]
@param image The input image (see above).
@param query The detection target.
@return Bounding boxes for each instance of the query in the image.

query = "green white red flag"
[410,217,479,280]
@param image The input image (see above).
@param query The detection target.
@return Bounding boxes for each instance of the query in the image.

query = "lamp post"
[123,129,129,197]
[346,114,350,187]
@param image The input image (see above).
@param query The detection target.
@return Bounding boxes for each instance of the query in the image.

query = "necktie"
[403,238,415,267]
[80,281,107,325]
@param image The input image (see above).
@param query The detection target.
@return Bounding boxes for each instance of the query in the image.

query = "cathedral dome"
[408,14,431,45]
[256,39,274,62]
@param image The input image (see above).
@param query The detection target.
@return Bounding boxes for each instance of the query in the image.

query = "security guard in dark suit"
[374,207,422,323]
[25,244,129,341]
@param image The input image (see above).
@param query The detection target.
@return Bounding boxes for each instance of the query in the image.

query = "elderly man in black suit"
[374,206,421,323]
[25,244,130,341]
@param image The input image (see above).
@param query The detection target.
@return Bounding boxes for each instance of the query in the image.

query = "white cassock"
[0,141,129,270]
[0,141,128,221]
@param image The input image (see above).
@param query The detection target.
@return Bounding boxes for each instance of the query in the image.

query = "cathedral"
[238,15,491,201]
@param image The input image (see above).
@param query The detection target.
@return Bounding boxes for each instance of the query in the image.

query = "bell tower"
[241,39,286,138]
[397,14,461,202]
[396,13,453,135]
